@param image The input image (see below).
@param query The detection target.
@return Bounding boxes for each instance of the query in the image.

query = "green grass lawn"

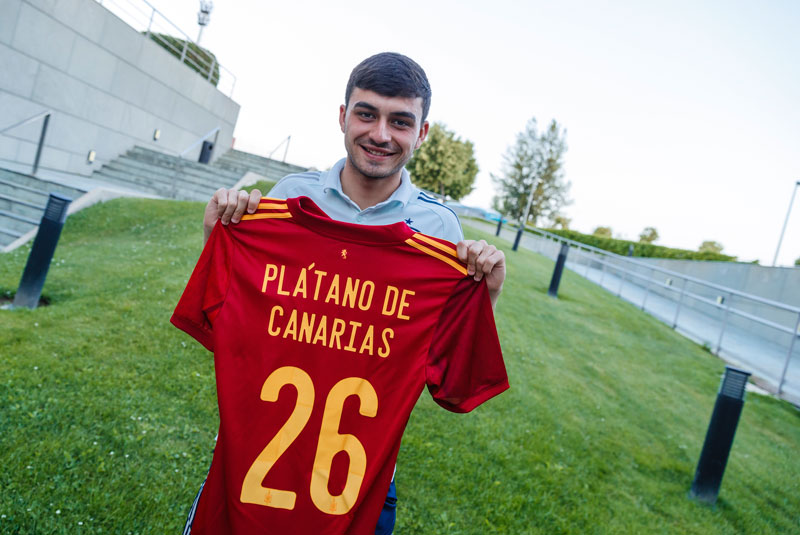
[0,198,798,534]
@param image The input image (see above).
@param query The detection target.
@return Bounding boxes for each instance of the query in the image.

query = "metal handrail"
[0,110,51,135]
[580,251,797,335]
[0,110,53,175]
[179,126,220,158]
[529,227,800,315]
[516,223,800,400]
[96,0,237,97]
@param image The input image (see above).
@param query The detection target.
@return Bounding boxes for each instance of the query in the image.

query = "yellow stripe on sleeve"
[240,212,292,221]
[405,239,468,276]
[410,233,458,258]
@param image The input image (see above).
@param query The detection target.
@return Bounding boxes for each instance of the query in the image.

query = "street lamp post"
[512,179,536,252]
[772,180,800,267]
[196,1,213,45]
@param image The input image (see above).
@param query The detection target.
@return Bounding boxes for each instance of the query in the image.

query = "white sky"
[128,0,799,265]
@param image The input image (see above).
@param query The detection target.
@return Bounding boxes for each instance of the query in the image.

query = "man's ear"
[414,121,430,149]
[339,104,347,133]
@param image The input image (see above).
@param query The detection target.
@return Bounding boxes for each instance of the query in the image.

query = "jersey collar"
[287,196,415,245]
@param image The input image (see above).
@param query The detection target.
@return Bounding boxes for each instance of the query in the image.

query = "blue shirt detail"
[268,158,464,244]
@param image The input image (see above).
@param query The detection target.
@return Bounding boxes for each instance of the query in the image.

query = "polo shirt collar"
[322,158,418,208]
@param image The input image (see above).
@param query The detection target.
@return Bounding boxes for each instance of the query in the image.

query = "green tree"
[794,256,800,267]
[407,123,478,200]
[639,227,659,244]
[593,226,613,238]
[699,240,724,254]
[551,215,571,230]
[491,118,569,225]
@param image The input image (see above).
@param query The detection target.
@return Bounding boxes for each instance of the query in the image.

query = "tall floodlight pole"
[512,179,536,251]
[772,180,800,267]
[196,1,213,45]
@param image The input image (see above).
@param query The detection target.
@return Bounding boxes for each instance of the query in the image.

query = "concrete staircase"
[213,149,308,184]
[0,168,87,248]
[89,147,307,201]
[0,147,308,250]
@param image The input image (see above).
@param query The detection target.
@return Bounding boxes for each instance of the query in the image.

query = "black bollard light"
[547,243,569,298]
[198,140,214,164]
[512,226,523,251]
[689,366,751,505]
[13,193,72,309]
[495,217,503,237]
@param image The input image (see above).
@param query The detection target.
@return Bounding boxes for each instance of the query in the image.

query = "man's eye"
[393,120,410,127]
[358,112,375,119]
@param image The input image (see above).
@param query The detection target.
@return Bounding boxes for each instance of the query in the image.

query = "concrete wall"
[0,0,239,176]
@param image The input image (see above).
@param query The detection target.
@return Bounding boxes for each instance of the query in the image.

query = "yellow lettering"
[313,270,327,301]
[299,312,316,343]
[359,325,374,355]
[277,265,291,296]
[358,281,375,311]
[344,321,361,353]
[312,316,328,346]
[381,286,399,316]
[262,264,278,293]
[267,305,284,336]
[342,278,360,309]
[283,309,298,340]
[293,268,308,298]
[378,328,394,358]
[329,318,346,349]
[397,290,415,320]
[325,274,340,305]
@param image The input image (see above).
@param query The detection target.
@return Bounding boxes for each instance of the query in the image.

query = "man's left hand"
[456,240,505,310]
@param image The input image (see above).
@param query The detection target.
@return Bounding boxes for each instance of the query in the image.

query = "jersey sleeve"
[425,277,509,413]
[170,221,234,352]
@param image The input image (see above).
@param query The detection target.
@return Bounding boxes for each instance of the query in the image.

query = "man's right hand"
[203,188,262,245]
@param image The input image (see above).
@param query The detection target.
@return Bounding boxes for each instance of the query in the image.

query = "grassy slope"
[0,198,797,534]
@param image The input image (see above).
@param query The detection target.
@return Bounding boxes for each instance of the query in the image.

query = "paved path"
[464,219,800,404]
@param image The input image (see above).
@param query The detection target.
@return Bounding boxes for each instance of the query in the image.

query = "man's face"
[339,88,429,181]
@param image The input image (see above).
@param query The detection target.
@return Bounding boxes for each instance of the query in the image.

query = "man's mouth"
[361,145,395,157]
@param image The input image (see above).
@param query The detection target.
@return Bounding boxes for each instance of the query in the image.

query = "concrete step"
[0,226,23,248]
[0,209,38,236]
[93,168,212,201]
[0,168,86,199]
[0,193,45,220]
[114,156,237,190]
[105,160,210,192]
[128,147,241,182]
[0,178,52,205]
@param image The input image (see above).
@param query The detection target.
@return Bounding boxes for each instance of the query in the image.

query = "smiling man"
[196,52,506,534]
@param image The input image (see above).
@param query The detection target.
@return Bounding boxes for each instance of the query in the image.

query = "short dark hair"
[345,52,432,122]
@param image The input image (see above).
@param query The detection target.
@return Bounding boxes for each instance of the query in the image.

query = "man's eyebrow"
[353,101,378,111]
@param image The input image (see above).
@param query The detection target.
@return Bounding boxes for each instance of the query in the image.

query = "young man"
[197,52,506,534]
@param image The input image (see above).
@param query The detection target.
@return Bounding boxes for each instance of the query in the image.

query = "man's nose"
[370,119,391,144]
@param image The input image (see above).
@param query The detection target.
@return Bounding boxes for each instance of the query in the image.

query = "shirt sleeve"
[425,277,509,413]
[170,221,234,352]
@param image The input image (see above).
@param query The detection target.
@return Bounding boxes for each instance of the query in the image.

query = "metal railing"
[95,0,237,98]
[506,224,800,404]
[0,110,53,175]
[179,126,220,159]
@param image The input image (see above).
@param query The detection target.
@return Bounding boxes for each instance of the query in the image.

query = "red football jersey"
[171,196,508,534]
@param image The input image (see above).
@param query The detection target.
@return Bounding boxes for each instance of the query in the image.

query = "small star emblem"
[341,249,348,259]
[404,218,413,225]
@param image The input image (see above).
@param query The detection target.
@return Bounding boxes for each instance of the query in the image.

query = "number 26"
[240,366,378,515]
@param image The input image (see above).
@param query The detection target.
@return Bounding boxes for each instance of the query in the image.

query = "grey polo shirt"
[267,158,464,244]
